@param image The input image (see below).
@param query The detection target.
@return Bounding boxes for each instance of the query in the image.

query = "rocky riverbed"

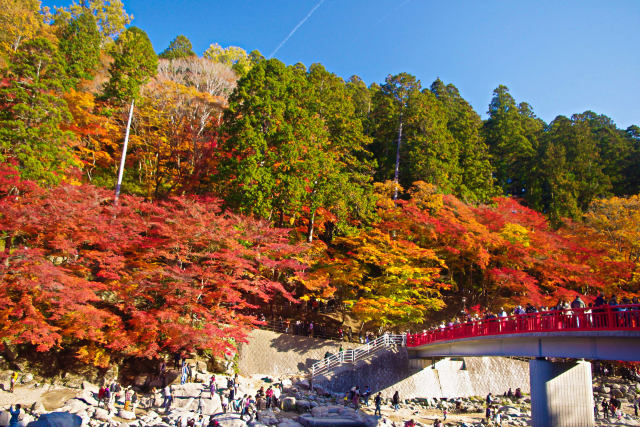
[1,368,640,426]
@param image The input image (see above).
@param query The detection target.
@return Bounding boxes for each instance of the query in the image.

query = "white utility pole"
[114,99,135,205]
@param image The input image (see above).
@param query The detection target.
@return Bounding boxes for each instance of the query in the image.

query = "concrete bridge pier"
[529,358,595,427]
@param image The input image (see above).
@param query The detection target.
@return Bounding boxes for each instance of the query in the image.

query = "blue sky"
[45,0,639,128]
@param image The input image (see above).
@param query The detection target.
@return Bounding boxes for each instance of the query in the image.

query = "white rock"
[118,409,136,420]
[21,373,34,384]
[93,407,111,422]
[62,398,89,414]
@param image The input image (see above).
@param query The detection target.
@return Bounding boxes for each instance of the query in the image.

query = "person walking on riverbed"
[9,371,17,393]
[374,393,382,416]
[392,390,400,411]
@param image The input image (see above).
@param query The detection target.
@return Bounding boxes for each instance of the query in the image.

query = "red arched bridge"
[406,304,640,362]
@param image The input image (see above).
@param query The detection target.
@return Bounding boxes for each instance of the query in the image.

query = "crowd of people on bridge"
[411,293,640,342]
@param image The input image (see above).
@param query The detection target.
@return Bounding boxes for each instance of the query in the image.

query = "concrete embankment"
[237,329,360,376]
[238,329,530,398]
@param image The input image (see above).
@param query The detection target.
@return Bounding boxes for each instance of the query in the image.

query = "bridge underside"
[408,331,640,361]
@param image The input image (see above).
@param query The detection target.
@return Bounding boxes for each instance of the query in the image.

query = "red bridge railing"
[406,304,640,347]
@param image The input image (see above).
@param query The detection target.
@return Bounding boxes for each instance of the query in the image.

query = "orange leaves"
[62,88,121,178]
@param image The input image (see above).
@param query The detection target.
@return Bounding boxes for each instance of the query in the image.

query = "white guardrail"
[310,333,406,377]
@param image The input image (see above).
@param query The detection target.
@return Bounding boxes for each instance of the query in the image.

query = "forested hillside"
[1,0,638,367]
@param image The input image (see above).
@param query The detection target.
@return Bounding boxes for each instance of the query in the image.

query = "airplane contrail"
[269,0,326,59]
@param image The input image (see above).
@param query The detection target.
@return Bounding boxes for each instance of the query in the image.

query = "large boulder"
[76,390,98,406]
[296,414,366,427]
[282,397,296,412]
[209,414,248,427]
[256,409,278,425]
[295,400,311,413]
[0,411,9,427]
[30,402,47,416]
[21,373,34,384]
[118,409,136,420]
[92,407,111,422]
[60,399,88,414]
[26,412,82,427]
[499,406,521,416]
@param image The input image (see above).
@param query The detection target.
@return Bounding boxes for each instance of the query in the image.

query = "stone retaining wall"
[237,329,359,377]
[239,329,530,398]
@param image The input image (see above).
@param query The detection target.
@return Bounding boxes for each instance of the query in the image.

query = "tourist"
[209,375,216,398]
[240,394,253,421]
[97,385,107,407]
[8,404,21,427]
[404,419,415,427]
[443,408,447,421]
[272,383,281,408]
[363,385,371,406]
[514,387,522,399]
[374,392,382,416]
[266,385,274,408]
[352,388,360,411]
[131,390,139,412]
[9,371,17,393]
[163,384,173,411]
[485,405,492,420]
[181,362,188,385]
[124,387,133,410]
[601,399,608,418]
[494,409,503,426]
[486,392,493,405]
[392,390,400,411]
[220,393,228,413]
[433,419,443,427]
[507,387,513,398]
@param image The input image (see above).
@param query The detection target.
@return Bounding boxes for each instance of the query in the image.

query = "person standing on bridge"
[571,295,586,327]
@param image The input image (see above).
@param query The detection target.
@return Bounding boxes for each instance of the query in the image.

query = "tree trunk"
[393,117,403,200]
[307,210,316,243]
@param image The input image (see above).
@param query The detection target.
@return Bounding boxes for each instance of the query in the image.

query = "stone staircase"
[310,333,406,377]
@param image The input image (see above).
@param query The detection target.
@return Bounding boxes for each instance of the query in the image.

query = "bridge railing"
[311,333,406,376]
[407,304,640,347]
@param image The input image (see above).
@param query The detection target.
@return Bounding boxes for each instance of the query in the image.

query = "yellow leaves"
[373,180,402,211]
[0,0,44,55]
[409,181,443,213]
[585,195,640,263]
[500,223,530,247]
[77,344,111,368]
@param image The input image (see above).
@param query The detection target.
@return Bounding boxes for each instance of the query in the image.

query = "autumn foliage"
[0,167,306,366]
[306,181,634,328]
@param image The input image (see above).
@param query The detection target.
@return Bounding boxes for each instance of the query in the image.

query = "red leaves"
[0,177,307,365]
[375,182,630,311]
